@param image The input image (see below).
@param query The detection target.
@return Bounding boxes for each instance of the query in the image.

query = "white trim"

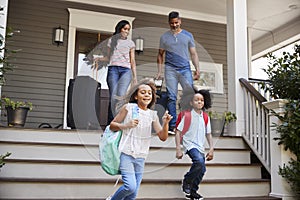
[63,0,226,24]
[63,8,135,128]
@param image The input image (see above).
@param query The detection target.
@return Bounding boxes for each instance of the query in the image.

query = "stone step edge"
[4,158,261,167]
[0,140,250,151]
[0,177,270,184]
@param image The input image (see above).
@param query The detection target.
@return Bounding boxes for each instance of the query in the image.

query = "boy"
[175,87,214,200]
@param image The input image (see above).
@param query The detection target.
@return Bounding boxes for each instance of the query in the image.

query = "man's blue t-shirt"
[159,29,195,69]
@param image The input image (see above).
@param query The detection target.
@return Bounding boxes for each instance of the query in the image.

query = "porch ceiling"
[65,0,300,55]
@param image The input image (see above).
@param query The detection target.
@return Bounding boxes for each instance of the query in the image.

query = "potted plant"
[1,97,33,127]
[208,111,237,136]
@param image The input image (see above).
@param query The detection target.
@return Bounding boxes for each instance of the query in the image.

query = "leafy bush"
[0,152,11,171]
[264,44,300,198]
[262,44,300,100]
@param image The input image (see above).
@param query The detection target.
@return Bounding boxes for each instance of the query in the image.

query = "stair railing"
[239,78,271,173]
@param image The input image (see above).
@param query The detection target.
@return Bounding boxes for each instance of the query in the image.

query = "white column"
[226,0,248,136]
[263,100,295,200]
[0,0,8,102]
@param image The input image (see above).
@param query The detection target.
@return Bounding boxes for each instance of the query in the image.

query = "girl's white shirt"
[118,103,158,159]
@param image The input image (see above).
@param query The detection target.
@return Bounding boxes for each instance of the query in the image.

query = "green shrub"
[264,44,300,198]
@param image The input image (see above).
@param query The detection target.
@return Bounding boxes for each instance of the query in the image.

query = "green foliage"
[278,159,300,197]
[265,44,300,198]
[1,97,33,110]
[262,44,300,100]
[0,7,21,86]
[208,111,237,125]
[0,152,11,170]
[273,100,300,154]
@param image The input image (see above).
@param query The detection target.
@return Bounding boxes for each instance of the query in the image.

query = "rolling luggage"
[67,76,101,129]
[154,78,168,124]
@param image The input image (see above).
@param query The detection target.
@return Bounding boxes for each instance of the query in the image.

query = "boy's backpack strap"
[181,110,191,135]
[203,111,208,126]
[175,110,191,144]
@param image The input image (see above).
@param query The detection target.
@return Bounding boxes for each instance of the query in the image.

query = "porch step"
[0,128,272,199]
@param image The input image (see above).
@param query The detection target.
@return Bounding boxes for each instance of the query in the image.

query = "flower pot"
[211,118,225,136]
[6,106,30,127]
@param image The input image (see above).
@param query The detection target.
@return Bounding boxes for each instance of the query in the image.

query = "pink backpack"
[176,110,208,143]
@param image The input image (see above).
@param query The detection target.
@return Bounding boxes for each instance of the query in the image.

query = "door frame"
[63,8,135,128]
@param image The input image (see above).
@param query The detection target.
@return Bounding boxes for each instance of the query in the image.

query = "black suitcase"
[67,76,101,130]
[154,78,168,124]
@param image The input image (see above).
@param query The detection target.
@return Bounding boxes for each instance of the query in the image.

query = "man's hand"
[193,70,200,80]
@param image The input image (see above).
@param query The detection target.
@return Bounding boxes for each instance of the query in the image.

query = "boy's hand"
[206,149,214,161]
[176,149,183,159]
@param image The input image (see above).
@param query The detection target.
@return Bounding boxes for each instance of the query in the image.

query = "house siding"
[2,0,227,128]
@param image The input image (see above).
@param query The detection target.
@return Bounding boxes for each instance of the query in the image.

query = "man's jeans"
[165,65,193,128]
[184,148,206,193]
[107,66,132,124]
[111,153,145,200]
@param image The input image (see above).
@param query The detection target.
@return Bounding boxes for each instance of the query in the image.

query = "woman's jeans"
[184,148,206,193]
[111,153,145,200]
[107,66,132,124]
[165,65,193,128]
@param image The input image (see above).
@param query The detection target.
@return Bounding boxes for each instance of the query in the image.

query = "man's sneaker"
[182,179,191,194]
[185,192,204,200]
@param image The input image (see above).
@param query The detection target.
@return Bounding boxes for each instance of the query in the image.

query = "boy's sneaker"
[182,179,191,194]
[185,192,204,200]
[168,127,175,135]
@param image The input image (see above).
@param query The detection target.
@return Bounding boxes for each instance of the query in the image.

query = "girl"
[95,20,137,124]
[108,79,173,200]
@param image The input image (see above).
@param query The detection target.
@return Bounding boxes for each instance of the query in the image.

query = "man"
[157,11,200,134]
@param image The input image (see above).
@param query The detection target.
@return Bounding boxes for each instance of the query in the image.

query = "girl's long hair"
[110,20,130,57]
[116,79,157,112]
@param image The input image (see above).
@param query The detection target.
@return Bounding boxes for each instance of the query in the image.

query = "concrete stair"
[0,128,276,199]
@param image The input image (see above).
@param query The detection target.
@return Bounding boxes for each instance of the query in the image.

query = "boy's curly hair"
[179,86,212,111]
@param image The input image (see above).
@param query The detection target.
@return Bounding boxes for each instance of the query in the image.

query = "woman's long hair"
[110,20,130,57]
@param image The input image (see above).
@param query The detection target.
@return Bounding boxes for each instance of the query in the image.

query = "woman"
[96,20,137,124]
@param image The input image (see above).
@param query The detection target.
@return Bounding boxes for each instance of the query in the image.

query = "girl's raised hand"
[162,110,173,123]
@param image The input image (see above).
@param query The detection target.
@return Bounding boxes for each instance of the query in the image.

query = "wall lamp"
[135,37,144,55]
[53,26,64,46]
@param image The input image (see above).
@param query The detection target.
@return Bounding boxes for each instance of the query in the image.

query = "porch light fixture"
[53,26,64,46]
[135,37,144,55]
